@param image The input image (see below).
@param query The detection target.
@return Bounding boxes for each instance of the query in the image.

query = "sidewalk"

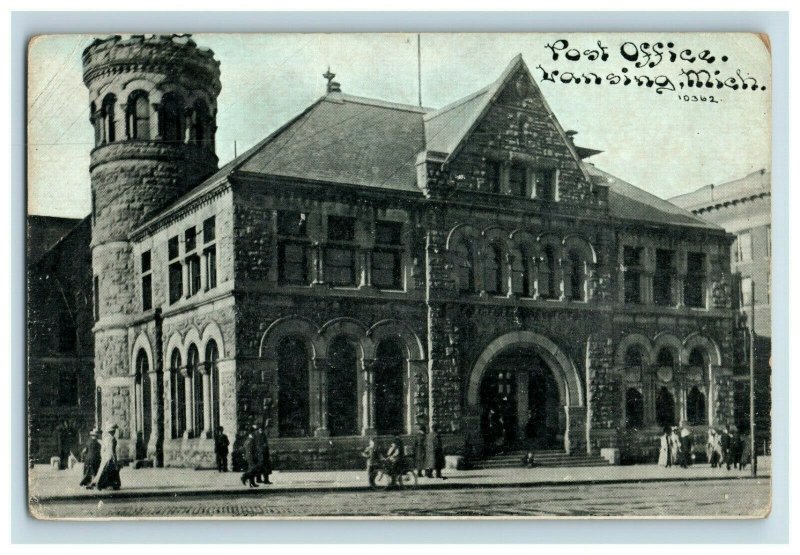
[29,457,771,503]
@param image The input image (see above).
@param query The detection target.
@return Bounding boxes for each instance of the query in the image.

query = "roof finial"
[323,66,340,93]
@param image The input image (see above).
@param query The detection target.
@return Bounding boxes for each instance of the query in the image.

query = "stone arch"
[681,333,722,367]
[614,333,655,367]
[200,321,226,361]
[653,333,683,365]
[562,234,597,264]
[445,223,481,251]
[467,331,583,409]
[130,332,154,377]
[184,327,202,354]
[259,316,322,360]
[320,317,372,360]
[537,232,563,257]
[164,332,185,367]
[481,225,510,251]
[366,320,425,361]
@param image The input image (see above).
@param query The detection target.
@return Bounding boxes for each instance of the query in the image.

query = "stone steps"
[474,450,609,469]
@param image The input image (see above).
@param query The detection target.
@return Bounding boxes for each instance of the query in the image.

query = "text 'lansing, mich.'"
[535,39,768,98]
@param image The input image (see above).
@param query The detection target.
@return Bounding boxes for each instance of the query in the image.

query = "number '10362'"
[678,94,719,103]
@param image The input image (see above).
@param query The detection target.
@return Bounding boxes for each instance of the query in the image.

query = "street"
[32,477,770,519]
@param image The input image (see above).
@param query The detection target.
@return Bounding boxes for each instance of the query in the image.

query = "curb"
[32,473,770,504]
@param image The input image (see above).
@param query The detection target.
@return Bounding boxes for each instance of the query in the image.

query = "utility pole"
[749,279,757,477]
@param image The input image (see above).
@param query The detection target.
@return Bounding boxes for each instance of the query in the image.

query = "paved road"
[32,478,770,519]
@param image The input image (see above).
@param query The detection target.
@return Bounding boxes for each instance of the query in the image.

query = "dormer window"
[533,169,557,201]
[509,163,527,197]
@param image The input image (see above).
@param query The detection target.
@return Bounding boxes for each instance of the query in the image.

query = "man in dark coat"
[731,427,744,470]
[240,427,259,487]
[214,426,229,472]
[79,429,101,487]
[414,425,427,478]
[425,426,446,480]
[255,422,272,484]
[720,424,733,470]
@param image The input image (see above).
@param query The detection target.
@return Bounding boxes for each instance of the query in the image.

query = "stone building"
[77,34,742,468]
[670,169,771,453]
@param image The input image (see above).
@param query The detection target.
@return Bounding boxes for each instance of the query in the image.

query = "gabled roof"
[136,56,726,236]
[584,163,724,231]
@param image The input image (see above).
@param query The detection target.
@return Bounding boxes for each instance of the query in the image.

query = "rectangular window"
[325,247,356,286]
[185,227,197,253]
[203,216,216,243]
[684,252,706,308]
[169,262,183,304]
[375,221,403,246]
[328,216,355,242]
[623,246,643,304]
[737,231,752,262]
[168,236,180,260]
[509,164,527,197]
[141,250,152,311]
[278,242,309,285]
[534,169,556,201]
[486,160,502,194]
[205,246,217,289]
[372,249,402,290]
[653,249,674,306]
[277,210,307,237]
[187,254,201,296]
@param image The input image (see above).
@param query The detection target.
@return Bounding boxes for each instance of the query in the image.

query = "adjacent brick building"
[30,34,749,468]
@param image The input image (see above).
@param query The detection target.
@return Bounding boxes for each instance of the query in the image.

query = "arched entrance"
[467,331,584,454]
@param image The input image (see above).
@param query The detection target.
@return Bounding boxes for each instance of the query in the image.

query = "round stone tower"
[82,34,221,461]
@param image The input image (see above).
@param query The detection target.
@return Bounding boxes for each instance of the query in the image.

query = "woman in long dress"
[658,427,672,467]
[92,424,121,491]
[669,428,681,467]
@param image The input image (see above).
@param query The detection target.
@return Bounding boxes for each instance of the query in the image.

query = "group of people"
[239,422,273,488]
[705,424,752,471]
[78,423,121,491]
[362,426,446,488]
[658,421,751,470]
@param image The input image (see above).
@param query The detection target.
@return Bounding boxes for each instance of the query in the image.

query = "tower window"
[159,93,184,144]
[101,94,117,143]
[126,90,150,140]
[191,100,211,145]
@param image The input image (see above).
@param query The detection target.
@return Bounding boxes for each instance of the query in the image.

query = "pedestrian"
[425,425,446,479]
[706,429,721,468]
[240,426,259,488]
[739,432,751,470]
[362,438,379,487]
[669,427,680,467]
[731,426,743,470]
[79,428,101,487]
[679,421,693,468]
[255,422,272,484]
[658,426,672,467]
[231,430,245,472]
[386,435,404,487]
[214,425,229,472]
[92,424,120,491]
[414,425,427,478]
[720,424,733,470]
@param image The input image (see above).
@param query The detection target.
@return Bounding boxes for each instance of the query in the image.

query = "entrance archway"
[467,331,584,454]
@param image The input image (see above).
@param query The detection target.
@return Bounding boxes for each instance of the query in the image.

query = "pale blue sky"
[27,33,770,218]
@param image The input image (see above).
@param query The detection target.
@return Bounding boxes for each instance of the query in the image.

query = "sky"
[27,33,771,219]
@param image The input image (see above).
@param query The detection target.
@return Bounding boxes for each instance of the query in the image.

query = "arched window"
[656,348,676,368]
[539,245,558,299]
[511,247,532,297]
[656,386,675,428]
[688,347,706,368]
[327,336,359,436]
[624,345,645,368]
[454,240,475,293]
[90,102,102,146]
[170,349,185,439]
[277,336,310,437]
[101,94,117,143]
[205,340,220,433]
[484,243,504,295]
[687,386,707,425]
[135,350,151,452]
[126,90,150,140]
[187,344,202,437]
[374,340,405,435]
[191,100,211,145]
[566,250,585,301]
[159,92,184,144]
[625,388,644,429]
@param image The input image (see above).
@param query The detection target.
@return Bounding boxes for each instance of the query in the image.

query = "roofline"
[30,215,91,266]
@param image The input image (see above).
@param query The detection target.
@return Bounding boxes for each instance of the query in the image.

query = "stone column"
[202,369,212,437]
[150,102,161,140]
[564,405,588,455]
[183,369,194,438]
[515,370,529,441]
[314,358,329,436]
[362,359,376,435]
